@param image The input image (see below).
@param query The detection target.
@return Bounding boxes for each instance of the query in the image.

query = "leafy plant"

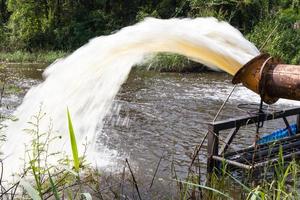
[67,108,80,173]
[48,169,60,200]
[176,179,233,199]
[247,16,300,64]
[20,180,42,200]
[141,53,206,72]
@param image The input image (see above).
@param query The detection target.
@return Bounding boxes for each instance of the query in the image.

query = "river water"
[1,64,300,197]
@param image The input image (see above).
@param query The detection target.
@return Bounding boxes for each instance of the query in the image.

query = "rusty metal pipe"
[232,53,300,104]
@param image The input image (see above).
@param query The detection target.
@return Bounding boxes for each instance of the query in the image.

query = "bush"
[247,18,300,64]
[140,53,207,72]
[0,25,10,51]
[0,51,68,63]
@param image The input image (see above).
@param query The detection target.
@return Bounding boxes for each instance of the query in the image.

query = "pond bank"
[0,51,212,73]
[0,50,69,64]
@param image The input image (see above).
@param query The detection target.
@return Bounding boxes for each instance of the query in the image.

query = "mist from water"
[1,17,260,178]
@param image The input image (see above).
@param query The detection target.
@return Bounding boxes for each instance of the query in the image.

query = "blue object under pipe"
[257,124,298,145]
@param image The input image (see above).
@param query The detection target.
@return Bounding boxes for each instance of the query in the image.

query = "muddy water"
[0,64,43,115]
[1,64,300,196]
[101,69,299,175]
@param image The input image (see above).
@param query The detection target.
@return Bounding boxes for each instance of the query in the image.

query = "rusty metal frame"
[207,107,300,174]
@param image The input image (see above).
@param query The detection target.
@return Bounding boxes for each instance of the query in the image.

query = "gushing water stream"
[1,17,260,178]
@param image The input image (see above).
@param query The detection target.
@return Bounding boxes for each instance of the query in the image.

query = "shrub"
[247,18,300,64]
[140,53,207,73]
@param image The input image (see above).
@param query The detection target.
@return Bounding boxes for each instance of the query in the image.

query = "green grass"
[48,169,60,200]
[201,147,300,200]
[1,51,209,73]
[20,180,42,200]
[67,108,80,173]
[138,53,208,73]
[0,51,209,73]
[0,50,68,63]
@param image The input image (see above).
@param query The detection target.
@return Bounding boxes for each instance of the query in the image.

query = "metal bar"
[225,134,300,161]
[213,150,300,171]
[297,114,300,133]
[209,107,300,131]
[188,86,237,172]
[207,125,219,173]
[282,117,292,136]
[212,156,252,170]
[225,133,300,157]
[213,151,300,171]
[239,140,300,163]
[207,107,300,175]
[219,126,240,155]
[253,151,300,168]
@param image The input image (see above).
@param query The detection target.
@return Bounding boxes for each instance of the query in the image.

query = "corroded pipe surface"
[233,53,300,104]
[265,64,300,102]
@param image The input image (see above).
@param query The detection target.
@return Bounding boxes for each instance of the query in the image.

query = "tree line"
[0,0,299,63]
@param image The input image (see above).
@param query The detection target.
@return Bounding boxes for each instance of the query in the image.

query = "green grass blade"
[27,154,42,198]
[20,180,42,200]
[67,108,80,172]
[174,179,233,199]
[224,171,261,200]
[48,170,60,200]
[249,189,262,200]
[81,193,92,200]
[61,165,79,176]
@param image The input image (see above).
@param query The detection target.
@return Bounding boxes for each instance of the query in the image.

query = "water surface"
[1,64,299,196]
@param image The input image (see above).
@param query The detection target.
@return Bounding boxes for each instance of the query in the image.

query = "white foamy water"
[1,17,260,178]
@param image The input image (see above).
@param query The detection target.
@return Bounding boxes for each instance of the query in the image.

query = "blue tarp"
[257,124,298,145]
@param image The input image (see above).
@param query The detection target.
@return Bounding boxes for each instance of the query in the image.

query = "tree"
[0,0,9,23]
[7,0,50,50]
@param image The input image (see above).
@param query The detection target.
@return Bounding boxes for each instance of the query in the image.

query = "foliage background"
[0,0,299,63]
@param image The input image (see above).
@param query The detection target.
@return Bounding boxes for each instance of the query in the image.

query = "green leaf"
[81,193,92,200]
[20,180,42,200]
[67,108,80,172]
[174,179,233,199]
[248,187,263,200]
[224,171,261,200]
[61,165,79,177]
[48,170,60,200]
